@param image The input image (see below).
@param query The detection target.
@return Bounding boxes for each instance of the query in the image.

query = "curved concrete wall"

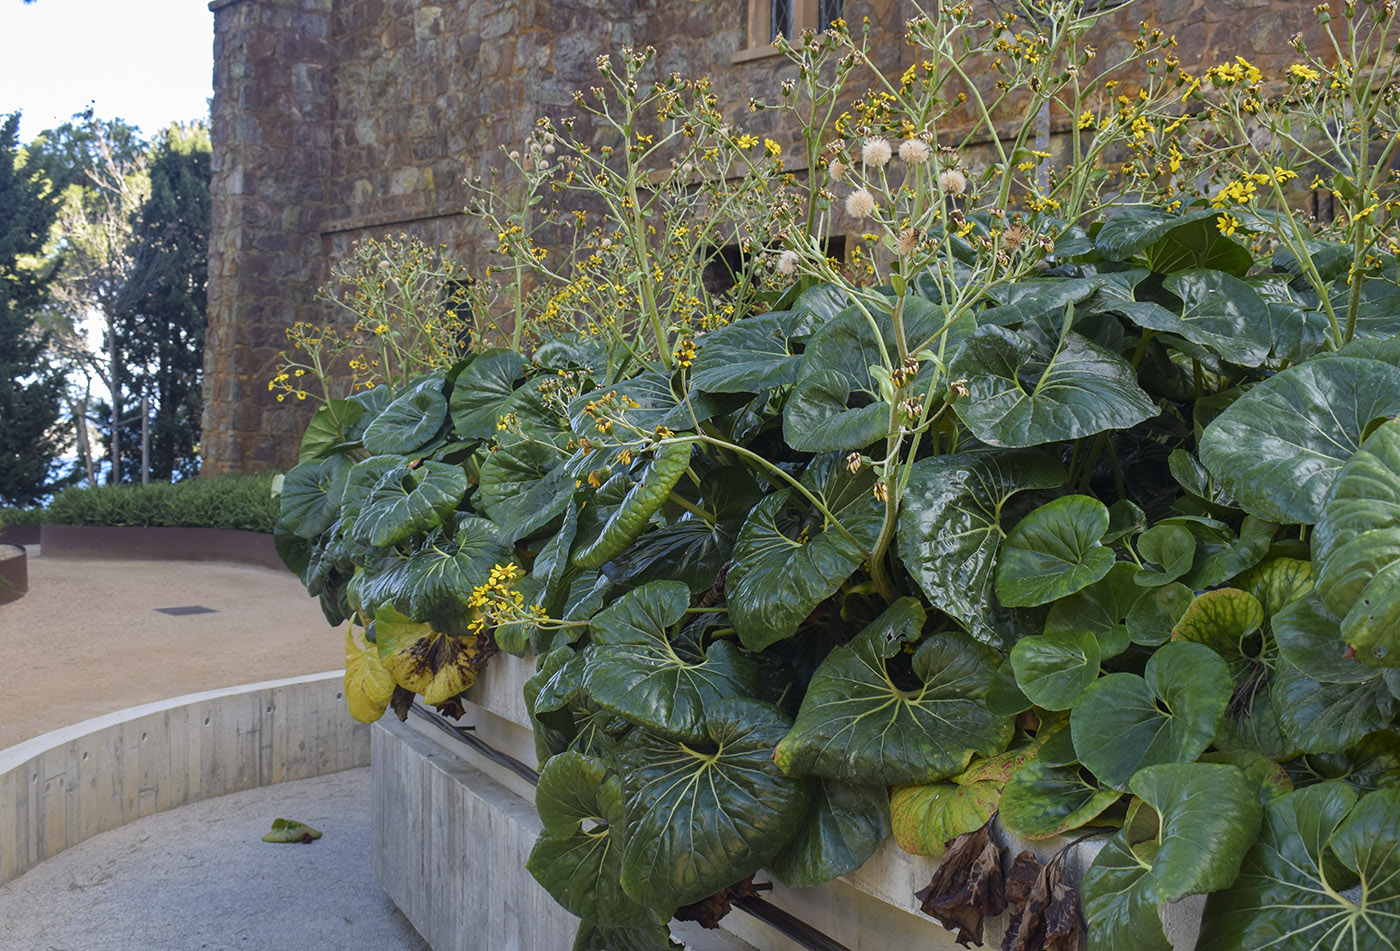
[0,671,367,885]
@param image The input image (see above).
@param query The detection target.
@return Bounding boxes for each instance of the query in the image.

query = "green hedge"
[29,475,279,533]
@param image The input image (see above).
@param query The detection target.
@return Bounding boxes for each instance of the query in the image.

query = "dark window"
[818,0,843,28]
[771,0,792,40]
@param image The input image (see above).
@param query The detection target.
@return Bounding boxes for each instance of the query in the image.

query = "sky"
[1,0,214,143]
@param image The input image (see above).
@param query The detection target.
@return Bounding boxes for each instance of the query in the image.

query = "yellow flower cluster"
[466,563,547,637]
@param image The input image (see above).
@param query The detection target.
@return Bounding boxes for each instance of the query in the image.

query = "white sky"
[1,0,213,142]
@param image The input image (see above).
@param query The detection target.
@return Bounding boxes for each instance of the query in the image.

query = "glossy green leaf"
[298,399,364,462]
[775,599,1013,785]
[1199,783,1400,951]
[1082,763,1262,951]
[690,310,807,393]
[350,460,468,547]
[1043,561,1138,658]
[1238,557,1314,620]
[1158,269,1276,366]
[768,779,890,887]
[1159,515,1276,589]
[1071,641,1232,790]
[728,455,882,650]
[897,450,1065,650]
[783,296,953,452]
[582,581,758,741]
[450,349,524,439]
[1094,206,1242,270]
[1315,417,1400,667]
[574,442,693,570]
[280,456,351,539]
[1275,593,1376,684]
[997,495,1115,607]
[362,377,448,455]
[1126,582,1194,646]
[527,752,662,928]
[1199,357,1400,524]
[1274,660,1397,755]
[1199,749,1294,805]
[476,439,568,540]
[998,760,1121,840]
[365,517,508,625]
[949,323,1157,448]
[1134,524,1195,586]
[618,698,811,909]
[1010,630,1100,711]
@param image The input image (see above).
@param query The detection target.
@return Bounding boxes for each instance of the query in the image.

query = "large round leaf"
[897,451,1065,650]
[398,517,511,625]
[1274,660,1396,755]
[449,349,524,439]
[617,698,811,909]
[727,455,882,650]
[775,599,1013,785]
[1158,269,1276,367]
[948,322,1157,448]
[767,779,890,888]
[1082,763,1262,951]
[361,377,449,455]
[998,760,1121,840]
[350,460,468,548]
[298,398,365,462]
[782,296,953,453]
[581,581,758,741]
[476,439,569,540]
[1071,641,1232,790]
[1315,416,1400,667]
[1199,783,1400,951]
[526,752,661,928]
[1010,630,1101,710]
[280,455,351,539]
[689,309,808,394]
[1095,206,1245,272]
[996,495,1115,608]
[1199,357,1400,524]
[1044,561,1137,657]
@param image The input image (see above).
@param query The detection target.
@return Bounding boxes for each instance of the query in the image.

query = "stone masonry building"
[203,0,1326,474]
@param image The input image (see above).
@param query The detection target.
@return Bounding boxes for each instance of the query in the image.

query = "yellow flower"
[1216,213,1240,236]
[1289,63,1321,83]
[1078,111,1095,130]
[734,133,758,150]
[373,323,389,335]
[763,138,782,157]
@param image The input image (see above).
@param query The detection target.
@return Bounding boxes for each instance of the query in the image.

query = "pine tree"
[0,113,69,505]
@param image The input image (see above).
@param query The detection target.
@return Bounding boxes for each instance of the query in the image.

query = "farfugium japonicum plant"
[272,2,1400,948]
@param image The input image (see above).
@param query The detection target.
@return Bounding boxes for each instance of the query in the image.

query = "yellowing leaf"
[375,604,491,705]
[344,626,394,723]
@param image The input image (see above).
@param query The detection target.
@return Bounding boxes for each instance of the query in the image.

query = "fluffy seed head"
[896,227,920,256]
[939,168,968,195]
[899,139,931,164]
[862,136,892,167]
[776,249,800,275]
[845,188,877,219]
[828,158,849,183]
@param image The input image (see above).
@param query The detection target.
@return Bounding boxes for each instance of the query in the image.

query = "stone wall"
[203,0,1330,474]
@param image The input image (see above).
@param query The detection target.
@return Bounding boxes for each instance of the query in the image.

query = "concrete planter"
[373,656,1222,951]
[0,543,27,604]
[39,524,282,570]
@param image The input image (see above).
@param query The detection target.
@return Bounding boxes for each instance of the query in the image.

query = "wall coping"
[0,670,368,886]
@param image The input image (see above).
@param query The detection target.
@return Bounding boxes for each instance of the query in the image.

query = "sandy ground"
[0,550,343,749]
